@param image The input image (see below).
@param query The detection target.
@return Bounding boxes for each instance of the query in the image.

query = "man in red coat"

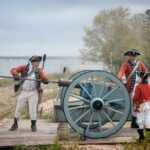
[118,49,147,128]
[9,55,49,132]
[133,72,150,141]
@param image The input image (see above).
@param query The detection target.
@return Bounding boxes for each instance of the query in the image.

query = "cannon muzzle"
[58,79,81,88]
[58,79,71,87]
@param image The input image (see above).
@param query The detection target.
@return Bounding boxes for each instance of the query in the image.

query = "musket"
[0,75,71,86]
[42,54,46,69]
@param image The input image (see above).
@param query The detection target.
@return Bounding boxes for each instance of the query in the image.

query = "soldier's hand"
[42,80,49,84]
[13,74,20,81]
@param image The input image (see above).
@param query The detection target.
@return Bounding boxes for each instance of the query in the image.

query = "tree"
[142,9,150,70]
[80,7,143,73]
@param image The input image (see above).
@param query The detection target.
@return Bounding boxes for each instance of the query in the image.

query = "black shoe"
[9,118,18,131]
[131,116,139,128]
[31,120,37,132]
[137,129,145,141]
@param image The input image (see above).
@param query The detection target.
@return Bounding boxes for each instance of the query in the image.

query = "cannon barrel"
[58,79,71,87]
[58,79,82,88]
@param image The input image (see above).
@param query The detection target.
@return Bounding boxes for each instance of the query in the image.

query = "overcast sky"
[0,0,149,56]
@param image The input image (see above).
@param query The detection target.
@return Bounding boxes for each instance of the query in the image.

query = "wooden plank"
[0,119,59,147]
[0,119,139,147]
[58,122,138,144]
[79,145,120,150]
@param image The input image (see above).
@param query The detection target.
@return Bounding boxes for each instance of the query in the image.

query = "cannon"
[0,70,131,139]
[58,70,131,139]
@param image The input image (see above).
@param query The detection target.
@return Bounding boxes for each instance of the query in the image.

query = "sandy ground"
[0,85,16,119]
[0,83,58,120]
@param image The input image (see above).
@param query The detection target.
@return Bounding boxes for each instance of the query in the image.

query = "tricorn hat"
[29,55,42,62]
[123,49,141,56]
[137,71,150,80]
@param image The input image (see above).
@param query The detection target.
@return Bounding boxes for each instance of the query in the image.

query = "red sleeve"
[140,62,148,72]
[39,69,48,80]
[10,65,26,75]
[133,85,141,103]
[117,63,127,79]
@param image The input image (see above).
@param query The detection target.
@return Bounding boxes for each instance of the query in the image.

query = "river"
[0,56,106,76]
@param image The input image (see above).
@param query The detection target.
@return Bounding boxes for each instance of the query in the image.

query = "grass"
[123,130,150,150]
[42,86,58,101]
[0,78,14,86]
[0,109,13,121]
[40,111,53,121]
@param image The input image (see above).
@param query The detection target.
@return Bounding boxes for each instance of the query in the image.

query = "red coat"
[11,65,48,80]
[117,60,147,93]
[133,84,150,112]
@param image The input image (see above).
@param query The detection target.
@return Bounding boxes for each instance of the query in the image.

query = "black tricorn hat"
[137,71,150,79]
[123,49,141,56]
[29,55,42,62]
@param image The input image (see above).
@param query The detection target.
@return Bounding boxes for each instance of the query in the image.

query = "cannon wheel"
[63,70,130,138]
[61,70,99,129]
[60,70,90,103]
[61,70,116,129]
[60,70,99,129]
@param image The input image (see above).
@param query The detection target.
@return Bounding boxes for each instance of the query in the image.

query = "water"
[0,56,106,76]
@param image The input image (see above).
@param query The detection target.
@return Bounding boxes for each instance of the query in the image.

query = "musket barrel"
[0,75,79,87]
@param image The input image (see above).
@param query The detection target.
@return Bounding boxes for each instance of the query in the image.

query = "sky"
[0,0,149,56]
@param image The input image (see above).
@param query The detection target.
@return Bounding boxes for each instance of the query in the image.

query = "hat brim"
[137,71,150,79]
[144,72,150,78]
[123,51,141,56]
[29,56,42,62]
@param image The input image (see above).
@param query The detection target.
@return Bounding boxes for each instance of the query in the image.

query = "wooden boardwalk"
[0,119,58,147]
[58,122,138,145]
[0,119,138,148]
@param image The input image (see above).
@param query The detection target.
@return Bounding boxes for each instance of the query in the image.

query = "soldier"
[9,55,49,132]
[132,72,150,141]
[117,49,147,128]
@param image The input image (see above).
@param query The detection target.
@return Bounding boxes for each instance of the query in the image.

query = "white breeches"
[136,107,150,129]
[15,90,38,120]
[130,91,137,117]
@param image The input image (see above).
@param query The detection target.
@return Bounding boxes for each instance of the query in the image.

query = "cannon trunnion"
[56,70,131,139]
